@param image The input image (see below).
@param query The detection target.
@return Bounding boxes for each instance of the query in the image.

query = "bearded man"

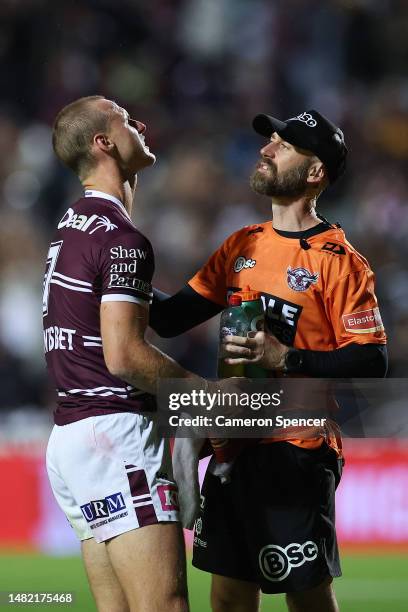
[150,110,387,612]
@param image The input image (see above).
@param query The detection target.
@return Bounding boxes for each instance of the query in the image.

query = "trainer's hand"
[223,331,289,370]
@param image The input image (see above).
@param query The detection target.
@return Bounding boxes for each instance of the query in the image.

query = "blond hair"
[52,95,113,178]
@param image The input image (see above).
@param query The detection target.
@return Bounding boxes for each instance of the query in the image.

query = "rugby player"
[44,95,209,612]
[150,110,388,611]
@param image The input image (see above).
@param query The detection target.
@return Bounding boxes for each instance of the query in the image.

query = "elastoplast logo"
[259,541,318,582]
[233,256,256,272]
[342,307,384,334]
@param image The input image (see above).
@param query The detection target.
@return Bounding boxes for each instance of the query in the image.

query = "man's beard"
[250,158,312,198]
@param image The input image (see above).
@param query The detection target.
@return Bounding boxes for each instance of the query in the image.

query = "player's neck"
[82,170,136,216]
[271,197,320,232]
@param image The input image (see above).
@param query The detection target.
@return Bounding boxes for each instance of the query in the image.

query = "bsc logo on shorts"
[258,540,318,582]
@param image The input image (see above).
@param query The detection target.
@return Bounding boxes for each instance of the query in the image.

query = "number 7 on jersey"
[43,241,63,317]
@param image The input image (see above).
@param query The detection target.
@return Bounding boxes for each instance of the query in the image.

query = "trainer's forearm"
[112,340,201,394]
[297,343,388,377]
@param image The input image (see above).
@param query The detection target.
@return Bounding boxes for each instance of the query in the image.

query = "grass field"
[0,552,407,611]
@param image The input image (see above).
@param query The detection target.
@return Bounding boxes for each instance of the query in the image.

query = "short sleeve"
[99,231,154,307]
[325,268,386,348]
[188,240,229,306]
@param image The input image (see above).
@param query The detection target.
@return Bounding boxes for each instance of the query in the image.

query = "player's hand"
[222,331,289,370]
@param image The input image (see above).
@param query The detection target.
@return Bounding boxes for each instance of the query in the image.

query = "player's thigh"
[81,538,129,612]
[211,574,260,612]
[285,576,339,612]
[106,521,188,612]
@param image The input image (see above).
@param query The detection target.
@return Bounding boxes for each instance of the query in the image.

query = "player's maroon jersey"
[43,190,155,425]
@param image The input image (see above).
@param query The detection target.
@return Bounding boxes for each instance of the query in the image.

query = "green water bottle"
[217,286,268,378]
[217,293,247,377]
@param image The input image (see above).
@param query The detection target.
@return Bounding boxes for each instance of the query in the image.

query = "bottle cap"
[235,285,261,301]
[228,294,242,306]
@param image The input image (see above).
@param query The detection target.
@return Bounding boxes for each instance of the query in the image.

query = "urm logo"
[80,492,126,523]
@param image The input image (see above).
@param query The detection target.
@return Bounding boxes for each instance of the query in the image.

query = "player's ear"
[307,160,325,186]
[93,133,115,153]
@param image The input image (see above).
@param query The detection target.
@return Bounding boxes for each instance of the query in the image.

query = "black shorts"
[192,441,343,594]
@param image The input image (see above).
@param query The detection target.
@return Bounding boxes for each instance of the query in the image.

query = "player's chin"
[133,152,156,172]
[140,150,157,167]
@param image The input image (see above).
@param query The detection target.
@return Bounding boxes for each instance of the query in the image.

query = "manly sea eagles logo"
[287,267,319,292]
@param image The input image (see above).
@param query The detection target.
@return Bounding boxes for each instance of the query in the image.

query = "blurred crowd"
[0,0,407,415]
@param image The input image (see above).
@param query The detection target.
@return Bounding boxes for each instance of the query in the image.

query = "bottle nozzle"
[228,294,242,306]
[234,286,261,301]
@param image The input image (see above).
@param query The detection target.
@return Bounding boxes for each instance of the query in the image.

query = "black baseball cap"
[252,110,348,183]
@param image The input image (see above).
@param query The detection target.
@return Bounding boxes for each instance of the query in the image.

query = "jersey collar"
[273,222,329,239]
[84,189,130,220]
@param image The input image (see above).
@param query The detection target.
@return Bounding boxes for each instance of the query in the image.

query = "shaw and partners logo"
[58,208,118,234]
[259,540,318,582]
[80,492,127,527]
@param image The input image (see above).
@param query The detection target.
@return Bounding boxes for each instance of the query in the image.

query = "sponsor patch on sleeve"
[342,307,384,334]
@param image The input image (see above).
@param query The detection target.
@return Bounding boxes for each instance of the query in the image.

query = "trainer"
[150,110,388,611]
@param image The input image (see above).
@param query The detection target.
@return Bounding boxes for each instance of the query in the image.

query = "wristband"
[284,348,304,373]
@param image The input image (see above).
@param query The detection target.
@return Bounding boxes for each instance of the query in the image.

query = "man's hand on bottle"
[222,331,289,370]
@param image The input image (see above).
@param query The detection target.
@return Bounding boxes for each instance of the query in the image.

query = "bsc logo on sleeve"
[259,540,318,582]
[342,307,384,334]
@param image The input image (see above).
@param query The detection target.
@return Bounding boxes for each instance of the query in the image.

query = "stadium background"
[0,0,407,610]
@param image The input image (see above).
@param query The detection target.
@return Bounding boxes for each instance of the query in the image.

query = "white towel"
[172,435,204,530]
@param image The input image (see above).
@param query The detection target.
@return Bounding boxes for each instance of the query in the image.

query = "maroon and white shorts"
[46,412,180,543]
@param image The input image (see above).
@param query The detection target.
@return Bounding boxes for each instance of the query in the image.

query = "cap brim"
[253,114,287,137]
